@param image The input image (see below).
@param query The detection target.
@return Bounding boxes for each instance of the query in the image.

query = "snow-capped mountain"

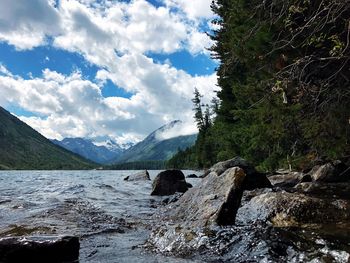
[51,137,124,164]
[110,120,197,164]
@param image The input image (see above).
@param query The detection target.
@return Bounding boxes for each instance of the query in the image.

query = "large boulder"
[236,191,350,227]
[0,236,79,263]
[202,157,271,190]
[124,170,150,181]
[151,170,189,196]
[268,171,307,188]
[167,167,246,227]
[309,160,350,183]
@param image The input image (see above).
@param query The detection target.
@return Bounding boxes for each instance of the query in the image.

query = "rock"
[268,172,305,188]
[167,167,246,227]
[294,182,350,200]
[203,156,255,177]
[0,236,79,263]
[124,170,150,181]
[309,160,350,183]
[151,170,189,196]
[236,191,350,227]
[202,157,271,190]
[186,174,198,178]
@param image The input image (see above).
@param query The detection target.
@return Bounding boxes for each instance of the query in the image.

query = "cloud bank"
[0,0,217,143]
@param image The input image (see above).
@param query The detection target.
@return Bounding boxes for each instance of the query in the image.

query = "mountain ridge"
[0,106,95,170]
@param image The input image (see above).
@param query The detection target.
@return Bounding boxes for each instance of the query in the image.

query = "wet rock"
[151,170,189,196]
[186,174,198,178]
[236,191,350,227]
[124,170,150,181]
[162,193,183,205]
[167,167,246,227]
[268,172,305,188]
[0,236,79,263]
[309,160,350,183]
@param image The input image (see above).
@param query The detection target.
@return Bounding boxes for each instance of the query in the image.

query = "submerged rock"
[151,170,189,196]
[168,167,246,227]
[0,236,79,263]
[124,170,150,181]
[186,174,198,178]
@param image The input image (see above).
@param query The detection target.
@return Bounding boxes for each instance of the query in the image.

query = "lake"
[0,170,201,262]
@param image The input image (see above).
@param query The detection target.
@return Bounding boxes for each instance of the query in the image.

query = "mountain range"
[0,107,95,170]
[51,138,124,164]
[111,120,197,164]
[52,120,197,164]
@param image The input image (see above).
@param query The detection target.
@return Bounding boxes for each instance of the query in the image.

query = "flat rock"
[151,170,189,196]
[167,167,246,227]
[124,170,150,181]
[0,236,79,263]
[268,172,305,188]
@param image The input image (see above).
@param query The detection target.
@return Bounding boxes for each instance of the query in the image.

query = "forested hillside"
[0,107,95,170]
[168,0,350,171]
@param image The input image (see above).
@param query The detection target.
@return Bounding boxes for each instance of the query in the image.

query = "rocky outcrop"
[124,170,150,181]
[146,157,350,262]
[168,167,246,227]
[151,170,189,196]
[0,236,79,263]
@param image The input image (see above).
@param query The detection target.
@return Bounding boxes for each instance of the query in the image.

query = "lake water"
[0,170,202,262]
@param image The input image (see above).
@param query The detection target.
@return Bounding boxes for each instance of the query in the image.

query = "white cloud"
[0,0,61,49]
[164,0,214,20]
[0,0,218,143]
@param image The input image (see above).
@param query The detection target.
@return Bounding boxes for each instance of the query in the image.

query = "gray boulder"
[236,191,350,227]
[124,170,150,181]
[167,167,246,227]
[309,160,350,182]
[151,170,189,196]
[268,172,306,188]
[202,157,271,190]
[0,236,79,263]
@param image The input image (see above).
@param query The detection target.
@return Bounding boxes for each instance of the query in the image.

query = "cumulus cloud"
[0,0,218,143]
[0,0,61,49]
[164,0,214,20]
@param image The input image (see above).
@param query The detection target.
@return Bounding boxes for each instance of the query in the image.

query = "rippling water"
[0,170,201,262]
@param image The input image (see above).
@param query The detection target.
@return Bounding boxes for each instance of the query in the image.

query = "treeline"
[105,160,166,170]
[168,0,350,171]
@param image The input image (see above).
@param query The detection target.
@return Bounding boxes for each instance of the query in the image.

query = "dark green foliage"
[0,107,95,170]
[169,0,350,171]
[105,160,166,170]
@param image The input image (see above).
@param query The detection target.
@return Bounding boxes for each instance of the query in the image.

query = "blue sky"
[0,0,217,144]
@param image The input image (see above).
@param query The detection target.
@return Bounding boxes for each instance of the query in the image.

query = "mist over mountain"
[111,120,197,164]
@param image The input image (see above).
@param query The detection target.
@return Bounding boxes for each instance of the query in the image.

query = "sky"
[0,0,218,145]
